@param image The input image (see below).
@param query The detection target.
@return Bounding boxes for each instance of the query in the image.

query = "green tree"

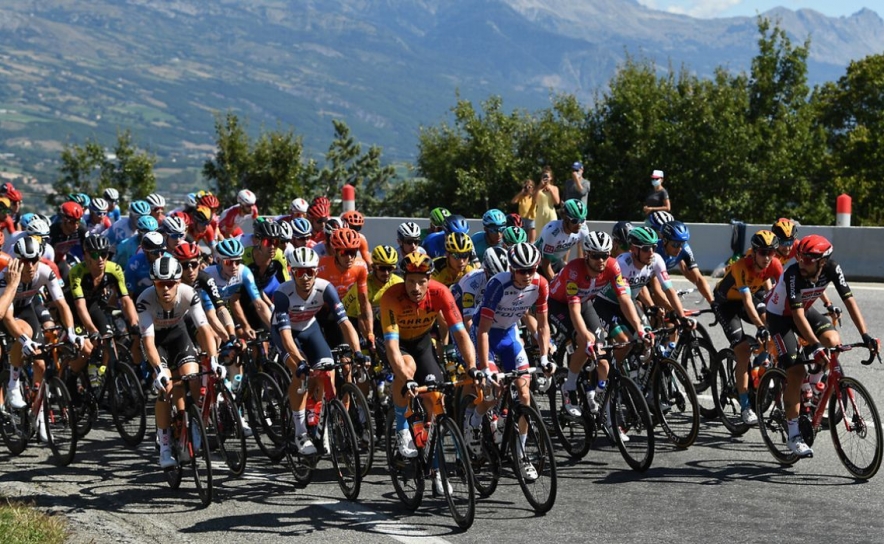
[202,112,253,208]
[249,127,316,215]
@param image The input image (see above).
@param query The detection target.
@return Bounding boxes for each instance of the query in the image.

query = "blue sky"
[636,1,881,19]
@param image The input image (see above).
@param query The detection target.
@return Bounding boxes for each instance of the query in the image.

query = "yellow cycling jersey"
[243,246,290,282]
[431,257,479,288]
[342,273,403,319]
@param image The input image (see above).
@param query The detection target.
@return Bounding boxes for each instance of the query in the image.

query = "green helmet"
[429,207,451,227]
[627,225,659,247]
[562,199,587,222]
[502,226,527,246]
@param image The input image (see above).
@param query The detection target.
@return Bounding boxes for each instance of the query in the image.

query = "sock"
[293,410,307,436]
[394,405,409,432]
[564,370,578,391]
[157,427,171,447]
[469,409,484,428]
[739,392,750,410]
[787,418,799,439]
[8,366,19,387]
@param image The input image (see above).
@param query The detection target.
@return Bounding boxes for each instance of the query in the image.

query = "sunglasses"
[450,252,471,260]
[258,238,278,248]
[93,211,107,217]
[155,280,177,289]
[167,232,185,239]
[400,238,421,246]
[340,249,358,257]
[668,241,685,249]
[145,249,166,257]
[797,253,824,265]
[755,248,776,257]
[23,257,40,265]
[780,239,795,247]
[514,267,537,275]
[223,258,242,267]
[182,261,200,270]
[635,245,655,253]
[587,252,610,261]
[375,266,395,273]
[63,216,79,223]
[485,226,505,234]
[349,225,363,232]
[89,251,109,260]
[294,268,317,278]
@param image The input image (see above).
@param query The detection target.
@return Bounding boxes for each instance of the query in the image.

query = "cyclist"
[307,197,331,245]
[451,246,509,330]
[243,219,290,303]
[145,193,167,223]
[1,184,23,230]
[764,234,878,458]
[113,215,159,268]
[104,188,121,222]
[340,210,372,265]
[432,232,480,288]
[396,221,425,258]
[159,215,188,250]
[271,247,363,455]
[645,211,675,237]
[468,242,551,479]
[656,220,715,305]
[535,199,589,281]
[218,190,259,239]
[472,209,506,260]
[611,221,633,257]
[423,214,469,259]
[125,231,169,300]
[771,218,798,266]
[173,242,238,344]
[711,230,783,424]
[108,200,150,249]
[342,245,402,335]
[85,198,112,235]
[317,228,372,346]
[501,226,528,249]
[277,198,309,223]
[425,207,451,240]
[140,256,221,468]
[49,201,88,279]
[312,217,347,259]
[187,206,219,246]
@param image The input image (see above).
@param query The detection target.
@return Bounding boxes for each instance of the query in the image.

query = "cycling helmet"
[291,217,312,238]
[662,221,690,243]
[796,235,833,259]
[216,238,245,259]
[330,228,361,250]
[399,251,434,274]
[371,245,399,267]
[140,231,166,253]
[14,236,43,259]
[508,242,541,269]
[103,188,120,201]
[397,221,422,240]
[502,226,527,246]
[772,218,797,243]
[145,193,166,210]
[750,230,779,251]
[25,216,50,237]
[60,201,84,220]
[129,200,151,217]
[150,256,183,281]
[645,211,674,232]
[290,198,309,214]
[193,206,213,225]
[582,231,614,254]
[136,215,159,233]
[277,220,293,241]
[308,196,331,219]
[444,215,469,234]
[323,216,346,237]
[67,193,90,207]
[237,189,256,206]
[444,232,474,254]
[160,215,187,236]
[3,185,22,202]
[483,246,510,275]
[19,213,36,229]
[287,246,320,269]
[612,221,634,245]
[198,193,220,210]
[253,218,282,240]
[628,226,659,246]
[429,207,451,228]
[562,199,588,222]
[173,241,201,261]
[183,193,198,209]
[89,197,109,214]
[83,234,110,253]
[505,213,522,229]
[341,210,365,231]
[481,209,506,229]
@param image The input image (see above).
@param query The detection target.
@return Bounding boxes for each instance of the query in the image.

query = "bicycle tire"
[755,368,798,465]
[282,408,315,486]
[547,377,592,459]
[829,377,883,480]
[188,404,213,507]
[435,416,476,529]
[509,404,557,514]
[327,398,362,500]
[711,349,751,436]
[0,369,30,455]
[244,372,287,463]
[384,408,424,509]
[679,335,719,419]
[652,358,700,448]
[164,445,183,490]
[340,382,374,477]
[611,376,655,472]
[455,390,501,498]
[68,370,96,440]
[44,376,78,467]
[109,361,147,446]
[211,383,247,477]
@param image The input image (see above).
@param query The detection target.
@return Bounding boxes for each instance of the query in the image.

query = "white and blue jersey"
[107,217,136,249]
[598,251,671,303]
[271,277,347,365]
[655,240,699,271]
[126,252,171,299]
[422,231,447,259]
[109,204,121,222]
[203,263,263,304]
[451,269,489,321]
[114,234,141,268]
[535,220,588,264]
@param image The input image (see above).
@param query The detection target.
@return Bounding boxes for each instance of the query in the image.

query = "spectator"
[510,180,537,243]
[565,161,590,207]
[642,169,670,216]
[533,166,560,235]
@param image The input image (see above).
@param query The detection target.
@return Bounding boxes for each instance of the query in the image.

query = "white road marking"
[312,499,453,543]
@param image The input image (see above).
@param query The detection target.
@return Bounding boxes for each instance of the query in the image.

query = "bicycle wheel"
[755,368,798,465]
[262,359,291,392]
[109,361,147,446]
[455,390,501,498]
[282,409,314,485]
[67,370,96,439]
[510,404,557,514]
[711,349,751,436]
[435,416,476,530]
[829,377,883,479]
[679,335,719,419]
[211,383,247,477]
[0,369,31,455]
[44,376,78,467]
[610,376,655,472]
[327,399,362,500]
[384,408,424,509]
[547,378,592,459]
[652,358,700,448]
[244,372,287,463]
[340,382,374,477]
[188,404,213,507]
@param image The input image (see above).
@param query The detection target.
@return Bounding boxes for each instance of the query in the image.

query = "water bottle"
[412,418,427,448]
[660,341,677,358]
[88,364,101,388]
[231,374,243,392]
[444,357,458,382]
[306,397,318,427]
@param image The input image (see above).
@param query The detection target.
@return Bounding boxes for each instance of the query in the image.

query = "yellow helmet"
[445,232,474,254]
[399,251,434,274]
[751,230,779,251]
[371,245,398,267]
[771,218,796,243]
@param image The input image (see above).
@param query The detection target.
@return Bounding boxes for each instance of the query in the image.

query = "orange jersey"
[714,254,783,301]
[380,279,464,342]
[316,255,368,300]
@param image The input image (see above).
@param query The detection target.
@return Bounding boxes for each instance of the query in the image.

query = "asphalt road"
[2,279,884,544]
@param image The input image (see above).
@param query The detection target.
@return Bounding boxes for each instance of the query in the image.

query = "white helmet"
[161,215,188,236]
[287,246,320,269]
[323,217,346,237]
[397,221,422,240]
[103,188,120,201]
[184,193,198,209]
[482,246,509,275]
[145,193,166,210]
[26,216,51,237]
[290,198,309,214]
[150,256,183,281]
[14,236,44,259]
[237,189,256,206]
[582,231,613,254]
[507,242,541,269]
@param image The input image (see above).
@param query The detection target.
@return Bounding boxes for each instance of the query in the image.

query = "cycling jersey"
[451,269,488,320]
[137,283,208,337]
[765,260,852,317]
[431,257,479,287]
[536,220,589,264]
[109,204,121,223]
[380,280,464,342]
[316,255,368,301]
[598,251,671,303]
[714,254,783,302]
[107,217,136,248]
[0,262,65,309]
[421,231,447,259]
[218,204,258,238]
[272,277,346,333]
[655,240,699,271]
[342,273,402,319]
[48,221,86,263]
[113,234,142,268]
[125,253,164,300]
[478,272,549,330]
[313,241,329,258]
[84,215,112,236]
[243,246,290,298]
[470,232,502,261]
[68,261,129,303]
[548,257,630,304]
[188,224,217,246]
[202,263,263,303]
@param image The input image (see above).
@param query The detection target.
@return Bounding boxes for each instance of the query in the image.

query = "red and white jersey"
[218,204,258,238]
[549,257,629,305]
[479,272,549,330]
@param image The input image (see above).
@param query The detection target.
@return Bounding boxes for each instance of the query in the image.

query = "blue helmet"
[129,200,151,217]
[662,221,690,243]
[19,213,36,229]
[136,215,159,233]
[444,214,469,234]
[216,238,244,259]
[482,209,506,229]
[291,217,312,238]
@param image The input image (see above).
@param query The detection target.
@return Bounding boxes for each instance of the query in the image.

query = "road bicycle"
[197,357,246,477]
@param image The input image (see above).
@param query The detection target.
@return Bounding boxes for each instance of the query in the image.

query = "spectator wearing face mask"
[642,169,670,217]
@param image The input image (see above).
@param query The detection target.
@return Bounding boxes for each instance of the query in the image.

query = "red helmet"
[506,212,522,229]
[198,193,220,209]
[329,227,361,250]
[173,241,202,261]
[796,234,833,259]
[340,210,365,229]
[60,201,84,220]
[2,184,22,202]
[308,197,330,219]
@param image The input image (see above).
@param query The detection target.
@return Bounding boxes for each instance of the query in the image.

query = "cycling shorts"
[152,324,199,371]
[272,319,333,368]
[766,308,833,370]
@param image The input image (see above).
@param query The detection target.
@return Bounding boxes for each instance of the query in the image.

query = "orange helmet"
[198,193,220,210]
[341,210,365,230]
[399,251,434,274]
[329,227,361,250]
[308,197,330,219]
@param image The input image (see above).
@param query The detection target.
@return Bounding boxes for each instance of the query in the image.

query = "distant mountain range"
[0,0,881,178]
